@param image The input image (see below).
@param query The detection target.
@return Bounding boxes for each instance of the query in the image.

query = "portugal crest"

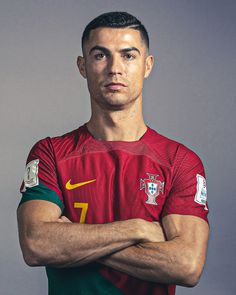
[140,173,164,205]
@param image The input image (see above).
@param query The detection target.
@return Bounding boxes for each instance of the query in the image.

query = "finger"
[61,216,72,223]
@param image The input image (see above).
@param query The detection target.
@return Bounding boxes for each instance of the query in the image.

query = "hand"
[57,216,72,223]
[138,219,166,243]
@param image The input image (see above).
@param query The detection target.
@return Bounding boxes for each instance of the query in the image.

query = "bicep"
[162,214,209,269]
[17,200,62,239]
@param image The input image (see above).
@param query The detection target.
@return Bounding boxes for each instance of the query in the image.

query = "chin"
[99,93,132,109]
[100,100,128,111]
[92,91,139,110]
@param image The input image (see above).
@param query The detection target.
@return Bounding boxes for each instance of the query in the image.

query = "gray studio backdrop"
[1,0,235,294]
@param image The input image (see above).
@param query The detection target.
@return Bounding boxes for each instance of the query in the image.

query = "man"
[17,11,209,295]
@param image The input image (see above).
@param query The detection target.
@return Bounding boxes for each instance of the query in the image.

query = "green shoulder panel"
[19,182,64,211]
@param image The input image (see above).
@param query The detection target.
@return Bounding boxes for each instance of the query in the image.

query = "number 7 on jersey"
[74,202,88,223]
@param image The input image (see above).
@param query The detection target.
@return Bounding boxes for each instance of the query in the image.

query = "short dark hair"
[82,12,149,50]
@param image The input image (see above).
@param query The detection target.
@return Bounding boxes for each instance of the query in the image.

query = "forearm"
[19,219,143,268]
[99,238,204,287]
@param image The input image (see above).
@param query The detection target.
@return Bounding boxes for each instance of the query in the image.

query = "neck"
[86,99,147,141]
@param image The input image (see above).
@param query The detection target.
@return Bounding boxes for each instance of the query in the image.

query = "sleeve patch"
[195,174,208,210]
[24,159,39,188]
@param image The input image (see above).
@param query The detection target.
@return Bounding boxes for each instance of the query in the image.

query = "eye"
[123,53,135,60]
[94,53,106,60]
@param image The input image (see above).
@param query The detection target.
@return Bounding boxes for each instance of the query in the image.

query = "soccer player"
[17,12,209,295]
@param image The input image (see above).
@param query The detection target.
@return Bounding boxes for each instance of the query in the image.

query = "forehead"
[84,27,145,52]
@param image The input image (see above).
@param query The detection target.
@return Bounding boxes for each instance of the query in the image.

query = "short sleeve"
[162,147,209,223]
[19,138,64,211]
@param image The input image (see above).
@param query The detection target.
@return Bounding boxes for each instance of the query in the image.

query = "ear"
[77,56,87,79]
[144,55,154,78]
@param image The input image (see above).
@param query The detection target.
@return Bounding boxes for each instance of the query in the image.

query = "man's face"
[78,27,154,110]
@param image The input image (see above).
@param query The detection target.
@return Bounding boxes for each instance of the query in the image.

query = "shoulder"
[145,126,203,168]
[29,125,88,161]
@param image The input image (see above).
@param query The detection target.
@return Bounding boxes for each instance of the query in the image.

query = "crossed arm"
[17,200,209,287]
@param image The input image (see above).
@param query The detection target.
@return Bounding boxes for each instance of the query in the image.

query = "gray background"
[1,0,235,294]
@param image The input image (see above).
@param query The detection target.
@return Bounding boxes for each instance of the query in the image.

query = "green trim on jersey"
[46,265,124,295]
[19,182,64,211]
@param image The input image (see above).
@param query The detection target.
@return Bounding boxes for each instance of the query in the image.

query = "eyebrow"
[89,45,141,55]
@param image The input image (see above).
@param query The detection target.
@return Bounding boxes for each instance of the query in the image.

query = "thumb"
[57,216,72,223]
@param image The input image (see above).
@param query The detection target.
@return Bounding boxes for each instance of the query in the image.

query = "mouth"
[104,82,127,91]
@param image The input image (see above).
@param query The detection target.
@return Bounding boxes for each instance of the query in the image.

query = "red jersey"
[20,124,208,295]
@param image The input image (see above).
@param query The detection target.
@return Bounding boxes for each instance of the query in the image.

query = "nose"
[108,55,124,76]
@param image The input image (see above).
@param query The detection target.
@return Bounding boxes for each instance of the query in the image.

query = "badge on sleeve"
[195,174,208,210]
[24,159,39,188]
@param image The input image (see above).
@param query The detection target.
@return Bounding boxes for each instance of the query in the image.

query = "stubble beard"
[92,91,141,111]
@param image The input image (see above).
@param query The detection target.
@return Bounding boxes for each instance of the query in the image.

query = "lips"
[104,82,127,91]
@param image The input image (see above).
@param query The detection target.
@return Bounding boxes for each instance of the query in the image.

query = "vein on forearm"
[23,220,140,268]
[99,238,191,285]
